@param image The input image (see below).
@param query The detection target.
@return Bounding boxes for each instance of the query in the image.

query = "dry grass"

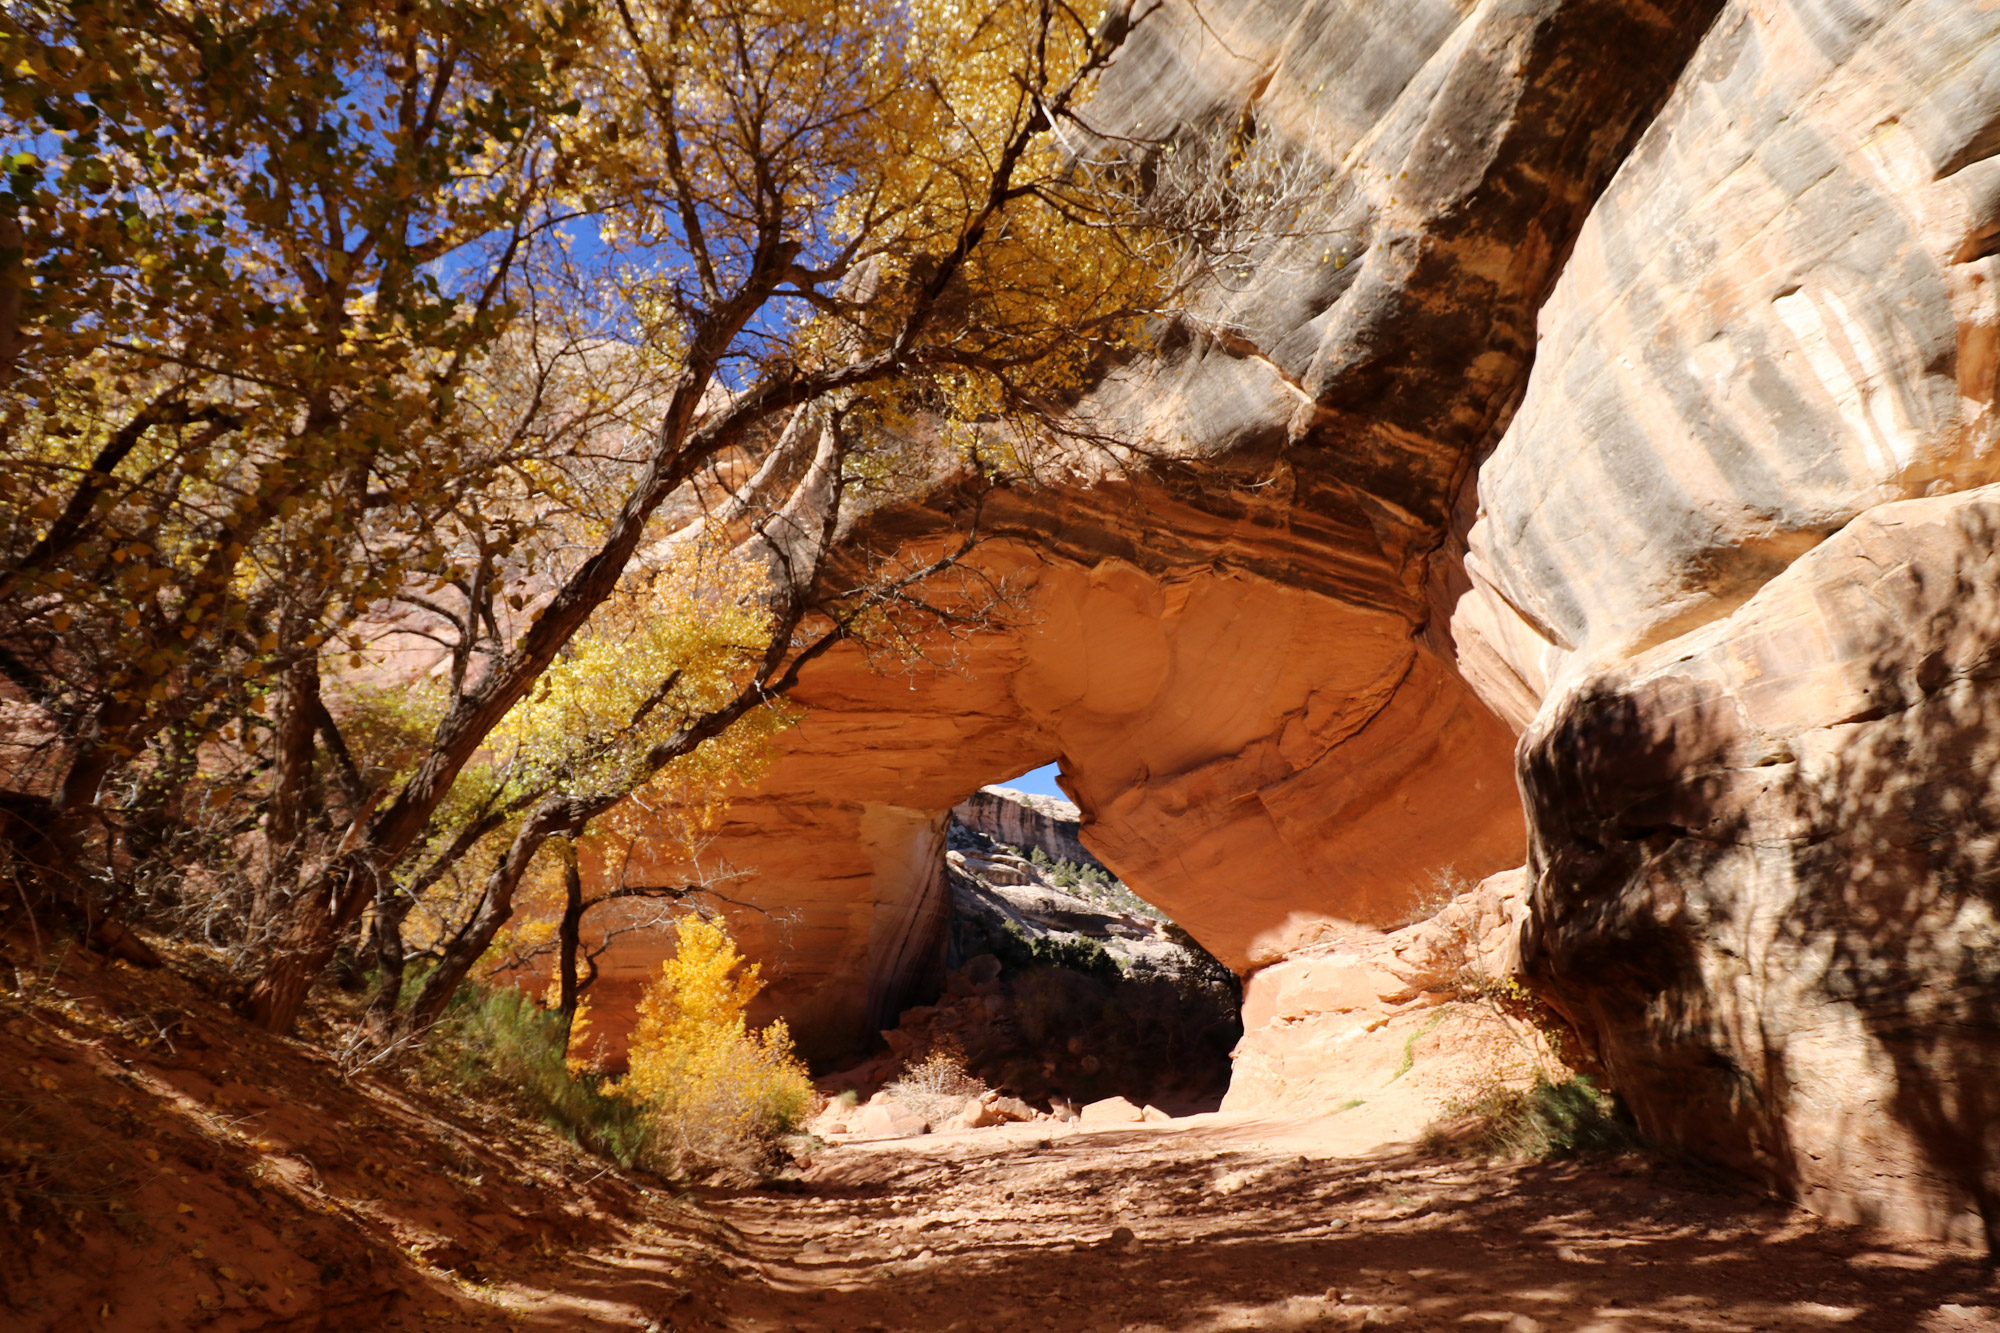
[1422,1075,1640,1161]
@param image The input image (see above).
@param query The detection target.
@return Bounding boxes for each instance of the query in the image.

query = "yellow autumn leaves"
[618,914,812,1174]
[488,549,794,801]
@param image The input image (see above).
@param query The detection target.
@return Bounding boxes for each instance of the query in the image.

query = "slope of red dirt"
[1,938,733,1332]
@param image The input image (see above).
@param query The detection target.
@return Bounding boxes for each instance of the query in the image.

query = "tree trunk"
[363,880,413,1031]
[554,836,586,1049]
[242,853,374,1030]
[258,652,320,928]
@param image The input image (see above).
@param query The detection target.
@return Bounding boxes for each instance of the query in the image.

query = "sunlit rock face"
[1462,0,2000,1242]
[588,545,1521,1061]
[1520,491,2000,1245]
[1224,868,1550,1132]
[952,788,1100,873]
[575,0,1723,1066]
[582,0,2000,1242]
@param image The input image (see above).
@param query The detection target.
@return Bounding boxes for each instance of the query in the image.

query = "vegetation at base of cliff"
[412,916,810,1184]
[977,917,1126,985]
[1421,1076,1640,1161]
[929,922,1241,1106]
[1024,846,1167,922]
[936,837,1243,1105]
[617,916,813,1184]
[420,984,656,1169]
[887,1047,990,1125]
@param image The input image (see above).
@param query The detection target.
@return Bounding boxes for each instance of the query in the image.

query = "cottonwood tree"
[351,537,800,1032]
[479,807,770,1050]
[236,0,1177,1035]
[0,0,593,940]
[4,0,1182,1034]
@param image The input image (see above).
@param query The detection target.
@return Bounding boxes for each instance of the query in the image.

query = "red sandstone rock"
[570,0,1715,1066]
[560,0,2000,1254]
[1079,1096,1145,1125]
[851,1101,929,1141]
[1455,0,2000,1243]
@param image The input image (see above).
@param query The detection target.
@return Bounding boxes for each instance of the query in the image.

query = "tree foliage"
[618,913,811,1176]
[0,0,1179,1036]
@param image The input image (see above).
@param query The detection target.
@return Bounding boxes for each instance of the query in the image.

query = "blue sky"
[994,761,1069,801]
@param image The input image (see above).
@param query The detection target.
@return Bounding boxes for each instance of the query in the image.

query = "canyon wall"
[581,0,1718,1062]
[584,0,2000,1246]
[952,788,1101,871]
[1457,0,2000,1245]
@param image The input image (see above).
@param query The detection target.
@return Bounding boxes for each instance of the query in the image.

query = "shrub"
[424,983,653,1167]
[888,1047,987,1125]
[618,915,812,1182]
[1422,1075,1638,1161]
[1026,933,1122,983]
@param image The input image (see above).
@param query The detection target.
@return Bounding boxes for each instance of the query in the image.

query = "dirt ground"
[703,1117,2000,1333]
[2,942,722,1332]
[8,942,2000,1332]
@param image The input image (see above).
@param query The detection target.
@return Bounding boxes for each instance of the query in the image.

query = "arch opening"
[829,778,1249,1115]
[569,545,1528,1105]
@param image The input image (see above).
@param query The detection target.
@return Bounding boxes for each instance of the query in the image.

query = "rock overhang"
[574,0,1729,1066]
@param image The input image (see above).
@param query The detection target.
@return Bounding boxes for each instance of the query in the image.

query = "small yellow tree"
[620,914,811,1177]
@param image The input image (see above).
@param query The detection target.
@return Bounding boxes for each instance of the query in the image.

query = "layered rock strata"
[951,787,1100,872]
[586,0,1722,1064]
[1517,490,2000,1245]
[584,0,2000,1249]
[1450,0,2000,1242]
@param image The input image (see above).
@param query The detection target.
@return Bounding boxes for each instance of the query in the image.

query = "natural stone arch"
[556,0,1721,1063]
[579,501,1524,1063]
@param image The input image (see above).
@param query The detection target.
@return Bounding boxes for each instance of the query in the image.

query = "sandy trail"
[10,943,1998,1331]
[700,1115,1999,1333]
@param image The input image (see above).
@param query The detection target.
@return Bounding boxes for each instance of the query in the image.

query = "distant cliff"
[951,787,1100,871]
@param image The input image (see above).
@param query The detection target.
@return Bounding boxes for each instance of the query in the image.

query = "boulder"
[1520,489,2000,1247]
[850,1101,930,1140]
[949,1098,1010,1131]
[989,1096,1038,1124]
[1224,877,1557,1126]
[806,1101,857,1137]
[1462,0,2000,1245]
[1079,1096,1145,1124]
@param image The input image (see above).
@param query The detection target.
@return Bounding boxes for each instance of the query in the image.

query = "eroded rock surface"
[1457,0,2000,715]
[1520,489,2000,1246]
[952,786,1098,871]
[586,0,1718,1063]
[585,0,2000,1250]
[1465,0,2000,1243]
[1224,869,1560,1130]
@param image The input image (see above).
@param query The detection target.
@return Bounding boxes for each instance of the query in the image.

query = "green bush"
[424,984,654,1169]
[958,916,1125,984]
[1422,1075,1638,1161]
[1025,933,1123,984]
